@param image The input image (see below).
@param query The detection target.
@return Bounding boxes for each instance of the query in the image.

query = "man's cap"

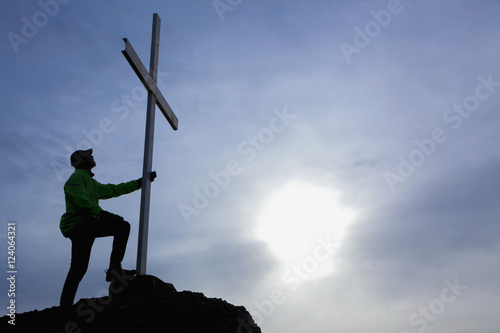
[70,148,92,167]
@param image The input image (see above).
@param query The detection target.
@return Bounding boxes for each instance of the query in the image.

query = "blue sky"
[2,1,500,332]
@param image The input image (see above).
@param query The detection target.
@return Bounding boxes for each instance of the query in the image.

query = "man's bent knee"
[122,220,130,234]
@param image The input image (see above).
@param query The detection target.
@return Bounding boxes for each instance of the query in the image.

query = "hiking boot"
[106,266,136,282]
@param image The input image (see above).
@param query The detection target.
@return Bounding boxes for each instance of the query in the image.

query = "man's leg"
[94,211,132,278]
[60,232,95,306]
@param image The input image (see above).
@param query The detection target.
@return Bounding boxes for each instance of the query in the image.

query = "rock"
[1,276,261,333]
[109,274,177,299]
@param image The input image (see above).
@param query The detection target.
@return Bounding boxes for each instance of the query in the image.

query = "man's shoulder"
[65,169,91,184]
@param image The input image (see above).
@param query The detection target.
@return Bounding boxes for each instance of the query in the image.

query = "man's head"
[70,149,96,170]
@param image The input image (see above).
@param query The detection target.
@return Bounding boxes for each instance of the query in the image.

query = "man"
[59,148,156,306]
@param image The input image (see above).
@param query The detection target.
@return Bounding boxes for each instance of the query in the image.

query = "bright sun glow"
[255,181,356,277]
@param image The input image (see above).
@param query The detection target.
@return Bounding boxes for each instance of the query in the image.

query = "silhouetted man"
[59,148,156,306]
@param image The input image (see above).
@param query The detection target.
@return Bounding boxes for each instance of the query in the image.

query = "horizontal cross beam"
[122,38,179,130]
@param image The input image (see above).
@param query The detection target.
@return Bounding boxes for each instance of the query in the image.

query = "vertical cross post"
[136,13,161,275]
[122,13,179,276]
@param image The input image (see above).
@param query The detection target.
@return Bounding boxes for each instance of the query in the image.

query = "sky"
[1,0,500,332]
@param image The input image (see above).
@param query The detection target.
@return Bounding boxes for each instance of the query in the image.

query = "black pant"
[60,211,131,306]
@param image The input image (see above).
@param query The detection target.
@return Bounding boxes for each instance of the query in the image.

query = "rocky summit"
[2,275,261,333]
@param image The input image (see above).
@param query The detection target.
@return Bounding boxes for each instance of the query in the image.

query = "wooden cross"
[122,13,178,275]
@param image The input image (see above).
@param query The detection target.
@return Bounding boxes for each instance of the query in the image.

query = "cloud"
[3,1,500,332]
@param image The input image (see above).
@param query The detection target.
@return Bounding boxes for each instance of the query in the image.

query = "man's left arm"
[97,171,157,199]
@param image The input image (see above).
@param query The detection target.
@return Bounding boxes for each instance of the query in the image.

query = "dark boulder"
[2,275,261,333]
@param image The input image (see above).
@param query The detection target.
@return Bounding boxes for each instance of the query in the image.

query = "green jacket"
[60,169,139,237]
